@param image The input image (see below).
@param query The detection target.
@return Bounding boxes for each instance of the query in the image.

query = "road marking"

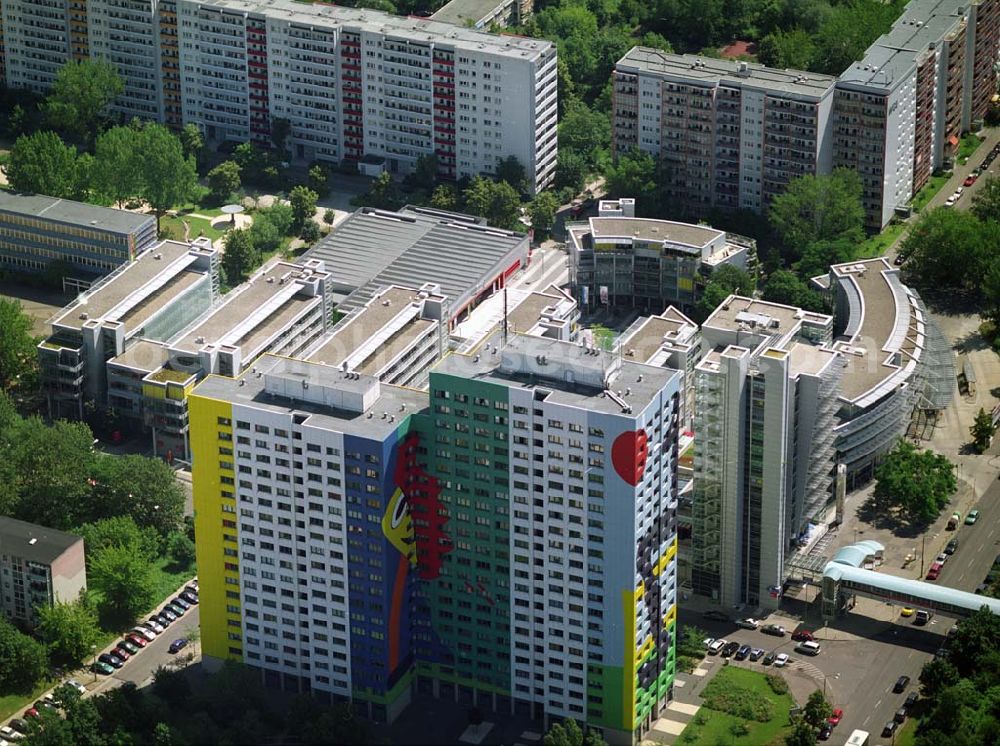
[875,698,882,709]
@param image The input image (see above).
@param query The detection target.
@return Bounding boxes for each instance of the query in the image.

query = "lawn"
[678,667,796,746]
[958,133,983,164]
[159,214,188,242]
[911,173,951,212]
[0,680,56,722]
[185,214,227,240]
[857,221,908,258]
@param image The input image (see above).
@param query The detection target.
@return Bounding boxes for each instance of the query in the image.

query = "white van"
[796,640,821,656]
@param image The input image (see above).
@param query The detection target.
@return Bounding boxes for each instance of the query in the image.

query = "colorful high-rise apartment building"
[190,333,681,744]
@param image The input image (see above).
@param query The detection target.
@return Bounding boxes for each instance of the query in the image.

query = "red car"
[791,630,815,642]
[828,708,844,727]
[112,647,131,661]
[126,633,148,648]
[926,562,943,580]
[23,708,39,719]
[964,175,977,187]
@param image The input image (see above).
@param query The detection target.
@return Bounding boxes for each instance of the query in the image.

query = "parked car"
[947,512,961,529]
[165,603,185,617]
[702,637,716,650]
[761,624,786,637]
[945,539,959,555]
[92,660,115,675]
[160,608,178,622]
[763,651,777,665]
[966,509,980,524]
[936,552,948,565]
[904,692,919,710]
[22,708,38,720]
[894,707,907,723]
[172,597,191,611]
[900,607,915,617]
[734,644,751,661]
[152,613,171,627]
[976,582,989,594]
[117,640,139,655]
[818,725,833,741]
[702,610,730,622]
[791,630,815,642]
[735,618,760,630]
[964,175,977,186]
[893,675,911,693]
[708,639,727,655]
[828,709,843,727]
[926,562,943,581]
[0,726,23,741]
[144,619,164,634]
[168,639,189,654]
[749,647,765,662]
[7,721,28,736]
[110,647,131,661]
[796,641,821,656]
[65,679,87,696]
[134,625,157,640]
[181,591,199,604]
[774,653,789,667]
[915,609,933,625]
[882,721,898,738]
[99,652,125,669]
[126,633,148,648]
[721,641,740,658]
[945,194,958,207]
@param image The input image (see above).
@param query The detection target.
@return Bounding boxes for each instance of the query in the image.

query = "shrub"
[730,722,750,737]
[702,678,774,723]
[766,673,789,695]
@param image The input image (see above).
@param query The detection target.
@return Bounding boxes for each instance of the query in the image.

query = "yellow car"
[900,607,915,617]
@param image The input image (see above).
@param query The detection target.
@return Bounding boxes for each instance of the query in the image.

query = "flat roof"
[703,295,830,337]
[172,261,321,356]
[788,341,838,377]
[620,307,698,364]
[192,354,427,440]
[433,334,678,415]
[307,285,437,371]
[52,241,201,331]
[839,0,969,91]
[589,217,722,248]
[0,516,81,564]
[430,0,510,26]
[831,258,924,404]
[306,206,526,316]
[617,47,837,99]
[108,340,169,373]
[0,191,154,235]
[199,0,553,60]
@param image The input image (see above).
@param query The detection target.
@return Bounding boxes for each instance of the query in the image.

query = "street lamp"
[90,644,98,682]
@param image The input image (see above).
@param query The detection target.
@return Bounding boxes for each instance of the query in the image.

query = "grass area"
[159,214,187,242]
[678,667,796,746]
[857,220,908,258]
[958,133,983,164]
[146,555,196,612]
[912,173,952,212]
[185,214,227,240]
[148,368,194,383]
[896,716,917,746]
[0,680,57,722]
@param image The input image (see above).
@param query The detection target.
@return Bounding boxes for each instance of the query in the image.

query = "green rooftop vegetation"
[148,368,193,384]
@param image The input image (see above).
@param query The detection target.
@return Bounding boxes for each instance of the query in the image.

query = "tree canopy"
[762,269,827,312]
[222,229,259,286]
[36,597,101,667]
[44,59,124,144]
[139,124,199,232]
[695,264,757,321]
[93,126,145,208]
[0,298,38,395]
[899,207,999,291]
[0,616,48,693]
[872,439,956,524]
[463,177,523,231]
[6,131,85,199]
[768,169,865,262]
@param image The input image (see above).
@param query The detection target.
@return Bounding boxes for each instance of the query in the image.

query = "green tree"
[430,183,459,211]
[495,155,527,192]
[179,123,205,168]
[603,149,660,211]
[695,264,757,321]
[405,154,439,191]
[36,596,100,667]
[361,171,403,211]
[0,616,48,693]
[803,689,832,728]
[794,238,859,280]
[971,408,995,454]
[93,126,144,208]
[140,125,199,233]
[206,161,242,204]
[89,454,185,537]
[77,516,159,563]
[299,221,321,244]
[289,186,319,231]
[757,28,816,70]
[981,260,1000,326]
[762,269,827,312]
[258,202,294,236]
[463,177,522,231]
[248,214,282,254]
[322,208,336,225]
[271,118,292,154]
[0,298,38,394]
[555,150,588,194]
[6,130,81,198]
[768,169,864,261]
[543,718,605,746]
[558,99,610,167]
[44,59,124,143]
[899,208,996,291]
[784,718,818,746]
[307,164,329,196]
[873,439,957,524]
[167,531,195,567]
[971,174,1000,223]
[222,228,259,285]
[90,543,156,622]
[919,656,960,699]
[9,417,96,529]
[529,191,560,234]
